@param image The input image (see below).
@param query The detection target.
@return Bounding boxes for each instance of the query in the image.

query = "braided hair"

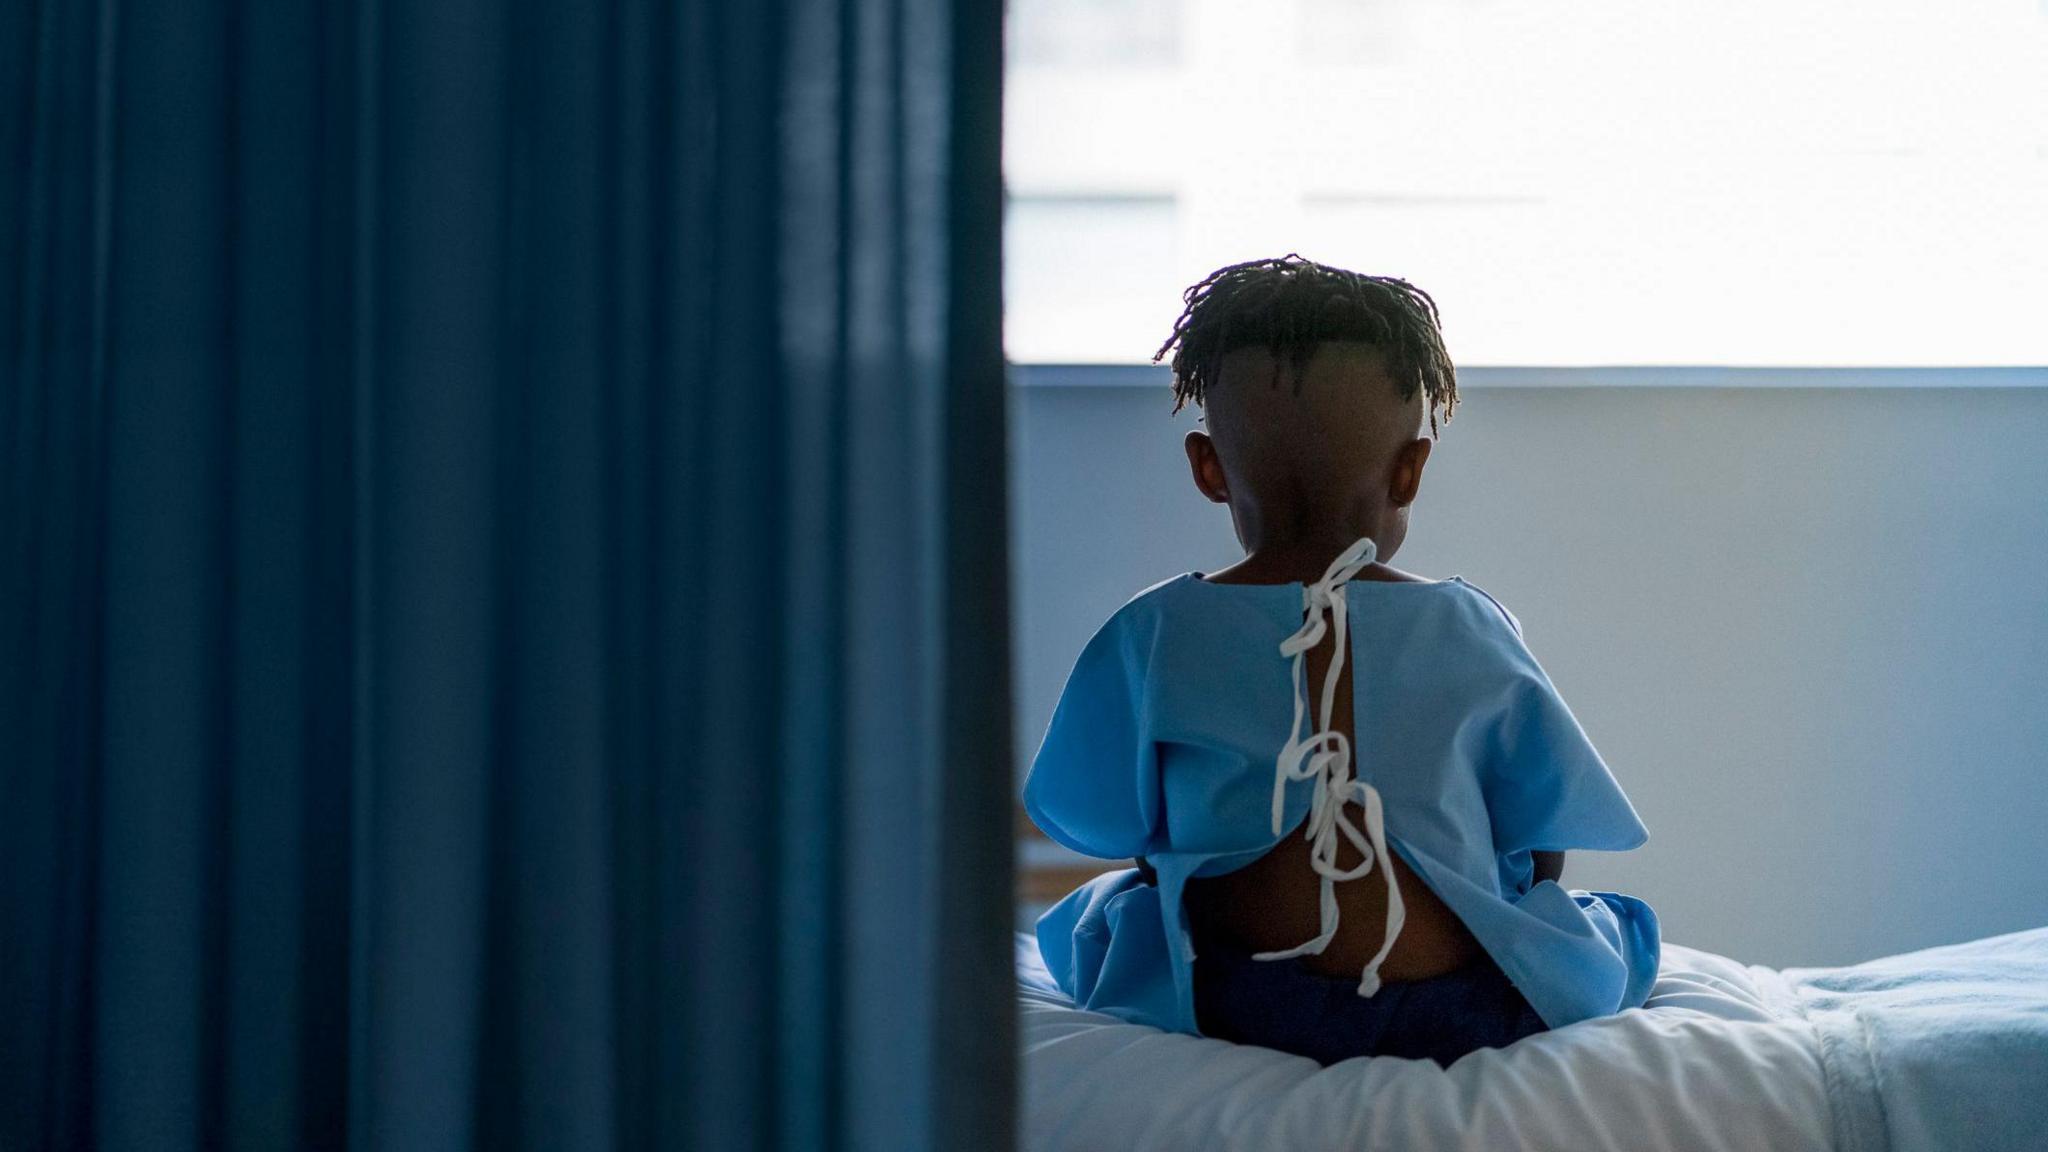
[1154,254,1459,436]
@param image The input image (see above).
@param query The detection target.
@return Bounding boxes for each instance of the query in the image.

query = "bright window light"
[1004,0,2048,366]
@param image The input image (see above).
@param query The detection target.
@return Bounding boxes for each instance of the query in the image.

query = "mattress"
[1019,927,2048,1151]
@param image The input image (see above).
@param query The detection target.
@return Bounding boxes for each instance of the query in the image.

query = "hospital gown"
[1025,539,1661,1040]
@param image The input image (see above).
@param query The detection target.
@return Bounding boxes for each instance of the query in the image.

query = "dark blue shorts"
[1193,942,1549,1067]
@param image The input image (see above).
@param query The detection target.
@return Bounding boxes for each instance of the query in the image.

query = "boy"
[1024,255,1659,1066]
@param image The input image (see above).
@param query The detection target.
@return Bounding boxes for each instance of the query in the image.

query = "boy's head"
[1154,255,1458,561]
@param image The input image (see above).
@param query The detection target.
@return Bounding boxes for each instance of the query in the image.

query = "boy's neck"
[1214,529,1399,586]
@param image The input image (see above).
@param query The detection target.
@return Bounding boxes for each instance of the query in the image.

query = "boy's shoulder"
[1102,568,1525,645]
[1056,570,1545,727]
[1359,560,1432,584]
[1080,573,1203,652]
[1436,575,1524,639]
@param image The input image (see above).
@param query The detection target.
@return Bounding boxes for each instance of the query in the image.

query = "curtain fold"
[0,0,1013,1148]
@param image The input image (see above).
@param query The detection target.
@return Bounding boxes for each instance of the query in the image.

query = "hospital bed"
[1018,926,2048,1151]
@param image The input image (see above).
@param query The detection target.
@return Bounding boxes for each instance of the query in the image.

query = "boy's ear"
[1389,437,1432,507]
[1184,430,1230,504]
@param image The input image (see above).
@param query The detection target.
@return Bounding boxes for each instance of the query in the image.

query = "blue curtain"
[1,0,1013,1147]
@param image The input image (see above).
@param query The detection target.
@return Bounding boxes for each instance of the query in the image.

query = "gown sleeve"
[1476,602,1650,857]
[1022,610,1162,860]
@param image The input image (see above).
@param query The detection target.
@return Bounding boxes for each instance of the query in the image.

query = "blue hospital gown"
[1025,545,1660,1039]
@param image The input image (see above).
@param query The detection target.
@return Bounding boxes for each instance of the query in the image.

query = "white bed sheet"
[1019,933,1836,1152]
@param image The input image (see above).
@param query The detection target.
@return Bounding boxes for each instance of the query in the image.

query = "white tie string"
[1251,536,1408,998]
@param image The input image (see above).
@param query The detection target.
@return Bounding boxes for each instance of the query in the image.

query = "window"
[1004,195,1179,365]
[1008,0,1180,69]
[1005,0,2048,366]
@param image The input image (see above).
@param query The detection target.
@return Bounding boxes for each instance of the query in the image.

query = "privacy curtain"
[1,0,1012,1148]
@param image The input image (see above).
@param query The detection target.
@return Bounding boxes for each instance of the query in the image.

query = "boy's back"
[1027,562,1658,1060]
[1186,561,1485,985]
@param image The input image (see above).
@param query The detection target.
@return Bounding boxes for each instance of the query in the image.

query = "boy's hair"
[1153,254,1459,436]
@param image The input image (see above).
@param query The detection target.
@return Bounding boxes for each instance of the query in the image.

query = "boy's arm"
[1532,851,1564,885]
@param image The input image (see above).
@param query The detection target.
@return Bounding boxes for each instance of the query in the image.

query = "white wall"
[1010,374,2048,968]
